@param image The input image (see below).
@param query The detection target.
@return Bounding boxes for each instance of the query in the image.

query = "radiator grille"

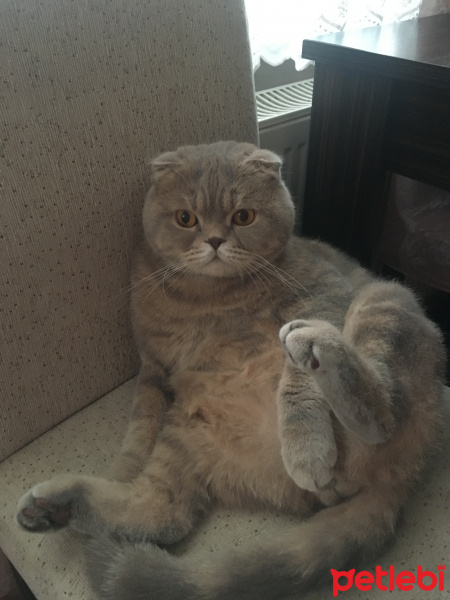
[256,79,314,232]
[256,79,314,126]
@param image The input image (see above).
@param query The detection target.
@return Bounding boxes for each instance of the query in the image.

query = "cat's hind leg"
[16,427,207,545]
[109,362,174,482]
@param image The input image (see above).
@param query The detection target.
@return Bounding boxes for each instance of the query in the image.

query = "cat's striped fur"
[17,141,446,599]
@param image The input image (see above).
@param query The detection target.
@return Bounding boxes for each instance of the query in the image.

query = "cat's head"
[142,141,295,278]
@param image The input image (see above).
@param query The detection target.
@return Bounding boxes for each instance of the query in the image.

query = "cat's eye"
[176,210,198,228]
[232,209,255,226]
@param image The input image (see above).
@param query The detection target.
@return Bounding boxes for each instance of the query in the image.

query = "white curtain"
[245,0,424,70]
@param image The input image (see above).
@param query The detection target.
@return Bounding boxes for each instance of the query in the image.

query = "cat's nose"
[205,237,226,250]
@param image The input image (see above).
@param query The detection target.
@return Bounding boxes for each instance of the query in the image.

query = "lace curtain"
[245,0,424,70]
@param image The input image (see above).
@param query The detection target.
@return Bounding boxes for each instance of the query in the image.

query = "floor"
[11,565,37,600]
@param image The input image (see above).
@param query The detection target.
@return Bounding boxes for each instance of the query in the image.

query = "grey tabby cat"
[17,141,446,599]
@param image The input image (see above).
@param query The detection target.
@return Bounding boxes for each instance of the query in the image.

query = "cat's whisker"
[271,266,312,298]
[234,261,246,287]
[140,262,187,301]
[103,285,134,311]
[161,265,190,296]
[252,255,312,299]
[138,267,177,294]
[257,263,305,299]
[161,266,177,297]
[105,270,175,311]
[218,248,273,295]
[106,268,172,308]
[238,264,255,292]
[114,262,186,303]
[254,270,273,299]
[226,251,274,299]
[245,262,274,299]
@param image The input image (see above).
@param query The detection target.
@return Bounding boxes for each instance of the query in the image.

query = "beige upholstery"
[1,2,449,599]
[1,0,257,460]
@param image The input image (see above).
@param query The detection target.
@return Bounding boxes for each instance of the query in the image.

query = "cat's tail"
[85,485,403,600]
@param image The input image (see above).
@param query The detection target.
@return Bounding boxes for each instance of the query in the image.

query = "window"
[245,0,424,73]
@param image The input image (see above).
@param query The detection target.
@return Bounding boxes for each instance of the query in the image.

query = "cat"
[16,141,446,599]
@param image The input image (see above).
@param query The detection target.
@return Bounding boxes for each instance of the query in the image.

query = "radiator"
[256,79,313,231]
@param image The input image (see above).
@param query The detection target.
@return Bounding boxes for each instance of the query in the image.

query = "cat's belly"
[169,347,310,510]
[171,345,284,435]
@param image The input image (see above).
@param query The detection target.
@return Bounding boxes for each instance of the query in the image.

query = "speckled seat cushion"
[1,381,449,600]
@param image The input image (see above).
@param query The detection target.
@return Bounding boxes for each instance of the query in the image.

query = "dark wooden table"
[301,14,450,268]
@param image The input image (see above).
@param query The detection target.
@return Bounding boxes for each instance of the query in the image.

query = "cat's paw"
[16,481,73,532]
[281,440,337,493]
[279,319,344,372]
[283,454,336,493]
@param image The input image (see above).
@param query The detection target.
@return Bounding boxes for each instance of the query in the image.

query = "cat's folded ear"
[147,151,181,181]
[242,148,283,178]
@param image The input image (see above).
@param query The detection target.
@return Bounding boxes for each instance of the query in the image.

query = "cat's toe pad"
[16,486,72,532]
[280,319,343,372]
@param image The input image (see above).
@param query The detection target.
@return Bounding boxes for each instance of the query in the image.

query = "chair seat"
[1,381,449,600]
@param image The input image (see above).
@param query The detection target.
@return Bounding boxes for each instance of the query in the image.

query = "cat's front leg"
[109,362,173,482]
[280,319,396,444]
[277,365,337,496]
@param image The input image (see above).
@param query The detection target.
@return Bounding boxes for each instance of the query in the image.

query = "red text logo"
[331,564,445,596]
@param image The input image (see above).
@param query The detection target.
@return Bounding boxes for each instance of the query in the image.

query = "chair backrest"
[0,0,258,460]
